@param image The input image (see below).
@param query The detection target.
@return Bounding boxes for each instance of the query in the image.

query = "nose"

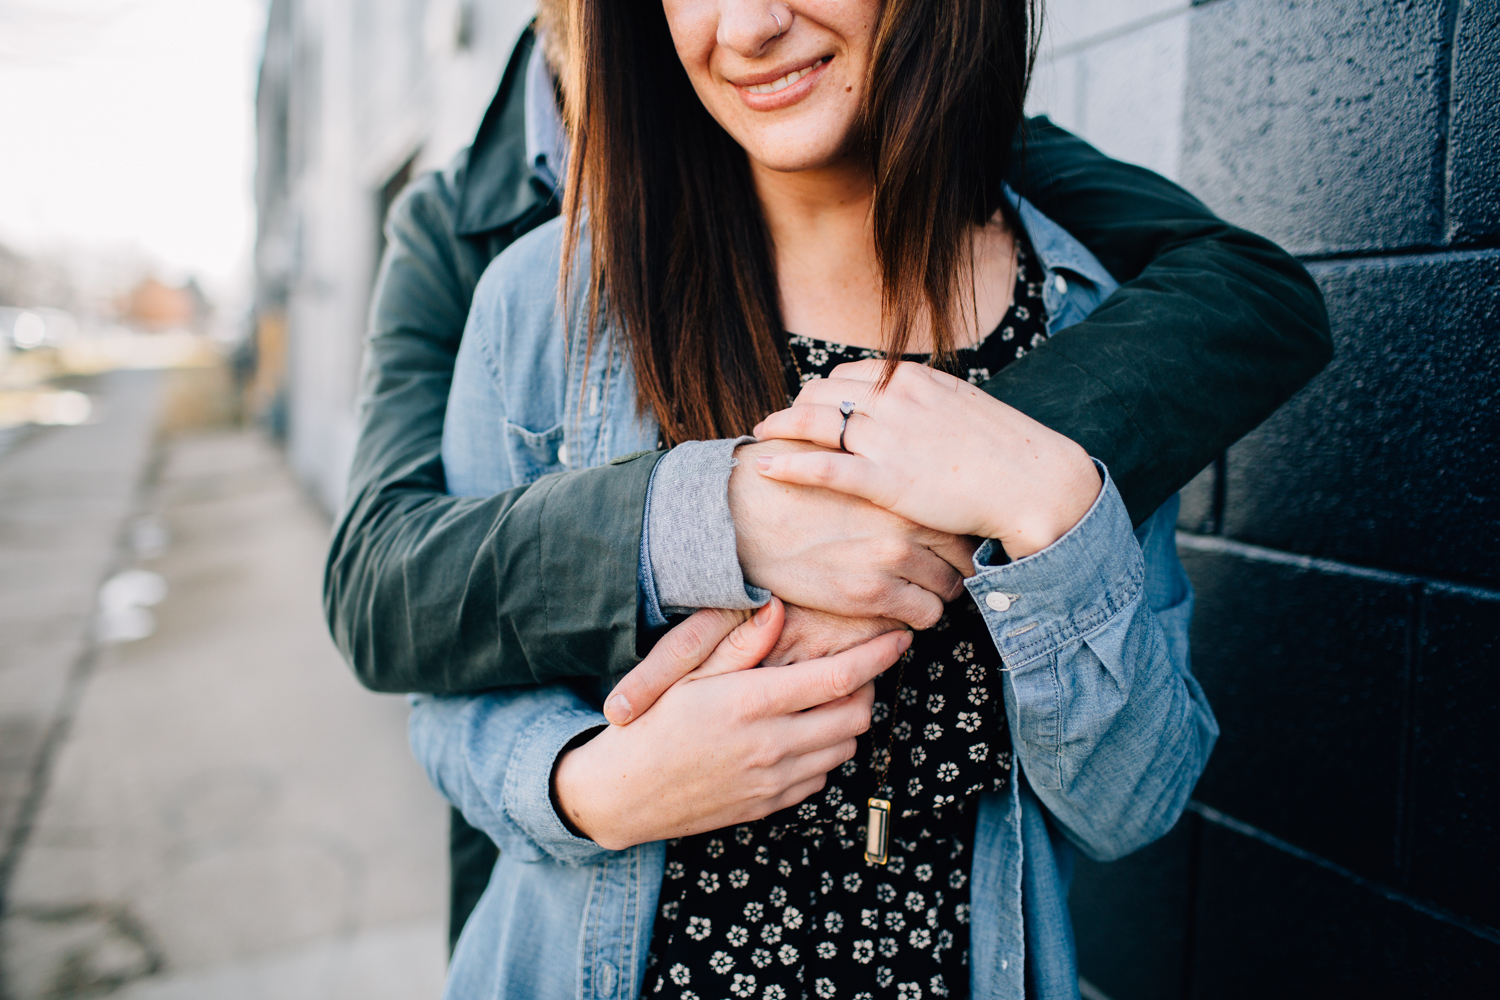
[717,0,788,58]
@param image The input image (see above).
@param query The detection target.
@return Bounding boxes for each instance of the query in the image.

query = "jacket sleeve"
[964,475,1218,861]
[996,116,1333,526]
[323,162,662,694]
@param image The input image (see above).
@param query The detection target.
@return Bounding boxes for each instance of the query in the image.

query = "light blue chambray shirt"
[419,186,1218,1000]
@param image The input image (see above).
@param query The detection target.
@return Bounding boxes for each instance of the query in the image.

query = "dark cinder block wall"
[1067,1,1500,996]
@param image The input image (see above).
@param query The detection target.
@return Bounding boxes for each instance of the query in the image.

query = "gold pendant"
[864,798,892,864]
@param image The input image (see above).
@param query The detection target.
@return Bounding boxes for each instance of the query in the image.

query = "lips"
[745,57,829,95]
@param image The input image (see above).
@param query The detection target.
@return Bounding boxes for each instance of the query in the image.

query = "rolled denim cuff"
[499,707,614,866]
[963,460,1145,670]
[642,436,770,621]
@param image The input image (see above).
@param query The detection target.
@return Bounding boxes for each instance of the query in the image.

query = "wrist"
[996,448,1101,560]
[552,728,626,849]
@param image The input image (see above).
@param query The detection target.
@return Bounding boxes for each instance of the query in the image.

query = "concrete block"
[1221,252,1500,584]
[1072,11,1189,180]
[1070,816,1195,1000]
[1043,0,1189,55]
[1181,543,1411,883]
[1407,585,1500,929]
[1446,0,1500,241]
[1176,461,1218,534]
[1183,0,1450,254]
[1190,823,1498,995]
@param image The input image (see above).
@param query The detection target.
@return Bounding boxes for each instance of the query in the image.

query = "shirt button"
[1054,274,1068,294]
[985,592,1014,612]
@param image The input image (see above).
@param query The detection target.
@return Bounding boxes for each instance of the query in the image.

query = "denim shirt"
[417,200,1218,1000]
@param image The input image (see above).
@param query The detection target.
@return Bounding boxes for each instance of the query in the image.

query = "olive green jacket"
[324,29,1330,697]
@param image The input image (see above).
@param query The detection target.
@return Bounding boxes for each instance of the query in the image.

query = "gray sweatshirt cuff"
[646,436,770,615]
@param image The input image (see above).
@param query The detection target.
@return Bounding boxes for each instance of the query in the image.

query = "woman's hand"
[752,359,1102,560]
[556,598,911,850]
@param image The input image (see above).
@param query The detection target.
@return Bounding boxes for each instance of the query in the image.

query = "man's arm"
[997,116,1332,524]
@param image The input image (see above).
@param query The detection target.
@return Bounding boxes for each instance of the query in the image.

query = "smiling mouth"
[744,57,830,95]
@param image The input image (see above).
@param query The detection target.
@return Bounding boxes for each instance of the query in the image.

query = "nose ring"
[771,11,785,35]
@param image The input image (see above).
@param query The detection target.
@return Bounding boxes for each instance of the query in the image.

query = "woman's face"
[661,0,881,174]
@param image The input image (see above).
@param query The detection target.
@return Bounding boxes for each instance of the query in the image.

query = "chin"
[741,135,851,174]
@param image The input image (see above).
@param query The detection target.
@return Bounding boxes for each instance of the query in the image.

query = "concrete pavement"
[0,370,447,998]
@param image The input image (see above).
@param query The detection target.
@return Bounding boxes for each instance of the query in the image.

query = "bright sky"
[0,0,265,296]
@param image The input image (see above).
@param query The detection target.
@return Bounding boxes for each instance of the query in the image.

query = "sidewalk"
[0,371,447,999]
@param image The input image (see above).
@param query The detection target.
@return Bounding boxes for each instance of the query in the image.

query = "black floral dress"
[642,240,1051,1000]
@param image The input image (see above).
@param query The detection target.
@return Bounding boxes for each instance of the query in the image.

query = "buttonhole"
[1006,622,1039,638]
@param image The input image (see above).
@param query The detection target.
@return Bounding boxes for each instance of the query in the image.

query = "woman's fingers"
[603,605,759,724]
[753,448,894,508]
[687,597,787,680]
[753,403,869,452]
[761,630,910,716]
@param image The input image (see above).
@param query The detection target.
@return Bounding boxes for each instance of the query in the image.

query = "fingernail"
[755,456,772,471]
[897,631,913,652]
[754,602,773,626]
[604,692,632,724]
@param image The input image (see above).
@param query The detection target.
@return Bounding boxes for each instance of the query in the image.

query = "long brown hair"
[560,0,1042,446]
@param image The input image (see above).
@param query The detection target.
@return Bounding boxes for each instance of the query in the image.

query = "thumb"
[603,602,779,724]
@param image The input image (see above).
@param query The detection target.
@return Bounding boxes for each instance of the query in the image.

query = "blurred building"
[255,0,1499,994]
[254,0,530,508]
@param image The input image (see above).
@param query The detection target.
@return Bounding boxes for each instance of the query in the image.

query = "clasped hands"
[556,361,1100,849]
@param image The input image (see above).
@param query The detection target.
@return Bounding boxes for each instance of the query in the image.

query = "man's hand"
[763,604,905,667]
[730,439,978,629]
[557,601,911,850]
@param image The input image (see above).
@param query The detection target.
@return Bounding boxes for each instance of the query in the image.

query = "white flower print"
[910,745,928,766]
[907,776,924,796]
[927,662,944,681]
[706,838,725,859]
[887,855,906,875]
[727,924,749,947]
[764,986,787,1000]
[815,977,838,998]
[824,911,845,933]
[932,792,956,808]
[956,903,971,924]
[926,906,940,929]
[844,873,864,893]
[967,367,991,385]
[679,991,698,1000]
[777,943,799,965]
[914,864,934,882]
[968,686,989,706]
[796,801,819,820]
[824,784,844,806]
[666,861,685,880]
[782,906,804,930]
[1016,345,1027,358]
[906,891,925,912]
[816,941,838,959]
[876,883,897,904]
[769,886,788,907]
[949,869,968,889]
[709,951,734,975]
[1015,305,1031,321]
[751,948,772,969]
[861,908,879,929]
[837,802,859,821]
[697,870,721,894]
[897,983,923,1000]
[839,757,859,777]
[893,720,912,741]
[854,994,873,1000]
[777,857,793,877]
[956,712,981,733]
[884,912,906,932]
[729,869,750,889]
[744,901,765,922]
[965,661,985,683]
[925,693,946,714]
[760,922,782,944]
[872,701,890,723]
[968,742,989,762]
[687,916,712,940]
[852,939,875,964]
[909,927,933,949]
[937,929,955,949]
[754,846,771,865]
[952,641,975,662]
[1031,332,1046,347]
[871,747,891,771]
[734,825,754,845]
[669,963,691,986]
[662,901,679,921]
[878,937,900,958]
[1002,325,1015,341]
[923,723,943,740]
[929,976,950,998]
[876,965,895,987]
[730,973,758,998]
[937,761,960,782]
[901,686,919,706]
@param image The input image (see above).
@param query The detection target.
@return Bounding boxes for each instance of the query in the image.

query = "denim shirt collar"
[524,39,568,195]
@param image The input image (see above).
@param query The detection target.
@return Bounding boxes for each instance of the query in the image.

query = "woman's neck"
[751,156,1016,353]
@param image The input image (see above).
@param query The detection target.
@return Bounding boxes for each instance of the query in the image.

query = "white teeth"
[747,61,821,95]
